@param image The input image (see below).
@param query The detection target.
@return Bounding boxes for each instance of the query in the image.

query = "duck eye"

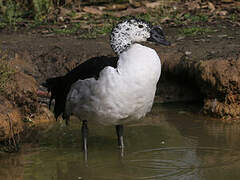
[138,24,144,28]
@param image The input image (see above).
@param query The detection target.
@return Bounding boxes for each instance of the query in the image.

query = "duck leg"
[81,120,88,152]
[116,125,124,149]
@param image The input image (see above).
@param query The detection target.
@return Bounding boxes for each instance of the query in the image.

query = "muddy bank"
[0,55,54,145]
[163,55,240,119]
[0,24,240,142]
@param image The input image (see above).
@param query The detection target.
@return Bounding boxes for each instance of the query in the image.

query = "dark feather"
[42,56,118,120]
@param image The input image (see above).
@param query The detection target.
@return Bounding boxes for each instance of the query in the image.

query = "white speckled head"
[110,18,153,55]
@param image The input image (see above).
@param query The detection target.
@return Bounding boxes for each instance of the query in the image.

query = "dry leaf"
[129,0,141,8]
[41,30,50,34]
[72,12,85,20]
[83,7,103,15]
[97,6,106,11]
[160,17,171,23]
[143,1,163,9]
[129,0,134,4]
[186,1,200,11]
[111,7,146,17]
[221,0,234,3]
[234,2,240,7]
[106,4,128,11]
[58,16,64,22]
[37,90,50,98]
[217,34,228,38]
[208,2,215,12]
[217,10,228,16]
[59,7,72,17]
[236,22,240,27]
[176,36,185,41]
[185,51,192,56]
[65,0,73,4]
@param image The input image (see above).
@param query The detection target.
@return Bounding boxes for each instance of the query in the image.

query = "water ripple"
[119,146,240,179]
[72,147,240,180]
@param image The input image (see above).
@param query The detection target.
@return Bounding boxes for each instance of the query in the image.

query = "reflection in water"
[1,103,240,180]
[0,153,24,180]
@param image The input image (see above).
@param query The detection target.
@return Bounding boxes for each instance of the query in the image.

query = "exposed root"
[0,114,20,153]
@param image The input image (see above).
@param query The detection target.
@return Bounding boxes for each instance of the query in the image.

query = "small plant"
[180,27,213,36]
[136,13,152,22]
[0,51,15,92]
[184,13,208,23]
[0,22,7,29]
[53,22,113,38]
[80,24,113,39]
[33,0,53,22]
[0,0,23,29]
[95,24,112,35]
[229,13,238,22]
[52,23,81,34]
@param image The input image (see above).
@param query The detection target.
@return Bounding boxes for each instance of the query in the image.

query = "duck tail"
[42,76,68,120]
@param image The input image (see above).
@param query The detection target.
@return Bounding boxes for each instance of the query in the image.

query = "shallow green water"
[1,103,240,180]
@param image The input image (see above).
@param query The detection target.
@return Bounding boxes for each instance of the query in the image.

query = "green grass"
[229,13,238,22]
[0,56,15,92]
[52,22,81,34]
[0,0,53,29]
[33,0,52,22]
[0,0,24,29]
[0,22,7,29]
[136,13,152,22]
[180,27,213,36]
[0,0,238,33]
[0,0,175,31]
[51,12,210,38]
[52,17,113,38]
[79,24,113,39]
[184,13,209,23]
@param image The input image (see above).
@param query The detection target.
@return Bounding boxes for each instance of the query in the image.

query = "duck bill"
[147,26,170,46]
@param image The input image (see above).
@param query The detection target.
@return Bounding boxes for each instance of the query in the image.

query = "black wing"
[43,56,118,120]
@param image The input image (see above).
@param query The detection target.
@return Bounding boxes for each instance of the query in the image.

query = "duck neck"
[110,31,134,56]
[117,43,161,85]
[111,39,132,56]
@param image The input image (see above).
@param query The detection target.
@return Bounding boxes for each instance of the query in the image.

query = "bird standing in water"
[43,18,170,155]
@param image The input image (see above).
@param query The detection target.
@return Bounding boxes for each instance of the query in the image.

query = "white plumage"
[44,18,170,152]
[66,43,161,125]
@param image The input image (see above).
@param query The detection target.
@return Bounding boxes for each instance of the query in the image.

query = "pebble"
[177,36,185,41]
[185,51,192,56]
[217,34,228,38]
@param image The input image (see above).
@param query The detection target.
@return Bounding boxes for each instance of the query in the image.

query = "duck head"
[110,18,170,55]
